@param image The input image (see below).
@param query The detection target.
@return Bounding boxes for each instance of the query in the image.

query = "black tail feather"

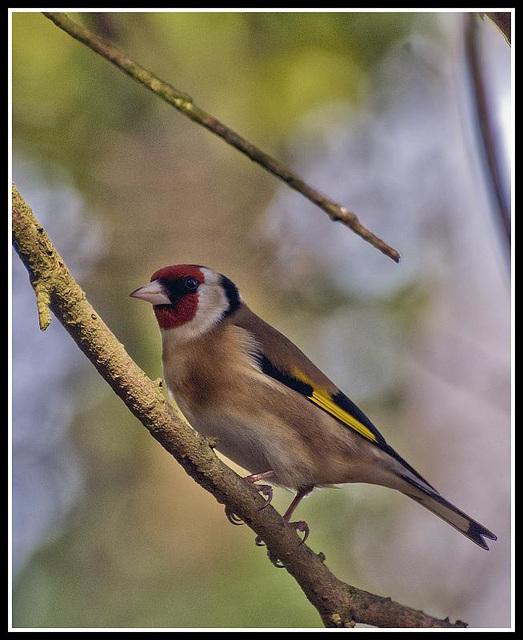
[401,475,497,550]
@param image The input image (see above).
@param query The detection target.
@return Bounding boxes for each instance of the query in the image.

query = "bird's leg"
[281,485,313,545]
[258,486,314,559]
[245,470,275,509]
[225,470,275,526]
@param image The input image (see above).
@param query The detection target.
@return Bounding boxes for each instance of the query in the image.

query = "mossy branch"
[12,183,466,629]
[41,11,400,264]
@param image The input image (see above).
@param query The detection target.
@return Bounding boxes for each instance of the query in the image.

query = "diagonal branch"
[485,12,511,45]
[12,183,466,628]
[41,11,400,264]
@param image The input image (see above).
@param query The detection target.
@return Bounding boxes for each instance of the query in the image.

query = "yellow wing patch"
[291,366,380,444]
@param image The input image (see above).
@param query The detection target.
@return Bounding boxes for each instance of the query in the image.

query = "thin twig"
[42,11,401,263]
[485,12,511,45]
[12,184,466,628]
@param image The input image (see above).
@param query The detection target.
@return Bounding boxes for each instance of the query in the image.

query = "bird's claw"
[291,520,310,545]
[225,507,244,526]
[224,482,274,526]
[254,483,273,511]
[262,520,311,568]
[272,557,286,569]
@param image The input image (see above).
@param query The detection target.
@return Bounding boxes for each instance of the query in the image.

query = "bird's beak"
[129,280,171,306]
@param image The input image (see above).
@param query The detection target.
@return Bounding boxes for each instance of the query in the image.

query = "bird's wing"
[256,349,387,446]
[233,304,436,490]
[233,304,386,446]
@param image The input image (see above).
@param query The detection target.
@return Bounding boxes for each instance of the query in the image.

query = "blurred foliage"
[12,11,510,629]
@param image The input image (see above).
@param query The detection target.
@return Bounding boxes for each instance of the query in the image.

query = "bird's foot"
[251,483,273,511]
[224,474,274,526]
[290,520,310,545]
[258,519,311,566]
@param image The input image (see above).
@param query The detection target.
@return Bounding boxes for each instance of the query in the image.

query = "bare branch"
[41,11,401,263]
[12,183,465,628]
[485,12,511,45]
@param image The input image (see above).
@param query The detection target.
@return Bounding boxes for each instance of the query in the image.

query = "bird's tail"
[400,475,497,550]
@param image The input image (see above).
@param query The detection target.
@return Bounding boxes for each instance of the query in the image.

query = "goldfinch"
[130,264,497,550]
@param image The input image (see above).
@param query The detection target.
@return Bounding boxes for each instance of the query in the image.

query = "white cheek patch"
[161,268,230,342]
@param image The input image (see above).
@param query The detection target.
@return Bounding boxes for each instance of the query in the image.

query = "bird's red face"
[150,264,204,330]
[130,264,240,338]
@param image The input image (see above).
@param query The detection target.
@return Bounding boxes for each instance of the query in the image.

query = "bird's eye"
[184,277,199,292]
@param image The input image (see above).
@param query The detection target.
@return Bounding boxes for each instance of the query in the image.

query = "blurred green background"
[12,11,511,629]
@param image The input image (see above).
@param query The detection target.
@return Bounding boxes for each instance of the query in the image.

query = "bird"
[130,264,497,551]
